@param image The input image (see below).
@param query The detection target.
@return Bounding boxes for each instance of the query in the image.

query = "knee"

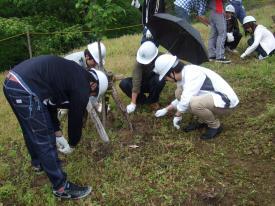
[119,78,130,91]
[189,99,202,113]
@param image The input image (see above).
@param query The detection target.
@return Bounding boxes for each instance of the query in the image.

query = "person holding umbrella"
[3,55,108,199]
[153,54,239,140]
[240,16,275,60]
[119,41,165,113]
[131,0,165,45]
[173,0,209,26]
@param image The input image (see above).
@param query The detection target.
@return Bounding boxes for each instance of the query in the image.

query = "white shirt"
[64,51,87,68]
[171,65,239,113]
[244,25,275,56]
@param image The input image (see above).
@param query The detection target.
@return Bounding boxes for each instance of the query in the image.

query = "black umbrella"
[147,13,208,64]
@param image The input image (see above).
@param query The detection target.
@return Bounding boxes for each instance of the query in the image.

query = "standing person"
[3,55,108,199]
[153,54,239,140]
[240,16,275,60]
[228,0,246,23]
[131,0,165,45]
[208,0,231,63]
[173,0,209,26]
[224,4,242,53]
[119,41,165,114]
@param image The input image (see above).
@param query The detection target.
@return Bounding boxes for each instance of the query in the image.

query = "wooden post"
[26,29,32,59]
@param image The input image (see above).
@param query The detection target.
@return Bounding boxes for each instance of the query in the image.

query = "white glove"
[226,32,234,42]
[56,136,69,150]
[59,146,75,154]
[173,116,182,130]
[155,108,168,117]
[131,0,140,8]
[126,103,136,114]
[145,29,152,39]
[240,53,246,59]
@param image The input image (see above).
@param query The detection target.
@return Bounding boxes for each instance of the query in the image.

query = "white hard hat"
[153,54,177,81]
[225,4,235,13]
[243,16,256,25]
[87,42,106,65]
[136,41,158,65]
[89,69,108,99]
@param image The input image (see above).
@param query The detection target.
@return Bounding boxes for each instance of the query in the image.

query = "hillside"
[0,3,275,206]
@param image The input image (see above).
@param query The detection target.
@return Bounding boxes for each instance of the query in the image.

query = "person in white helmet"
[119,41,166,113]
[57,42,107,149]
[131,0,165,45]
[3,55,108,199]
[224,4,242,53]
[153,54,239,140]
[241,16,275,60]
[64,41,106,71]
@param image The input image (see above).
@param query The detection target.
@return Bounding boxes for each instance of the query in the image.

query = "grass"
[1,3,275,206]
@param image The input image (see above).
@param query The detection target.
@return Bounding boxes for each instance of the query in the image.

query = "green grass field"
[0,3,275,206]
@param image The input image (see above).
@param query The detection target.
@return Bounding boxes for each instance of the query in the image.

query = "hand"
[240,53,246,59]
[59,146,75,154]
[131,0,140,8]
[173,116,182,130]
[155,108,168,117]
[226,32,234,42]
[145,29,152,39]
[56,136,69,150]
[126,103,136,114]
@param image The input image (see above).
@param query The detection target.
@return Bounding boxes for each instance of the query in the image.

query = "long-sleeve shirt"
[172,65,239,113]
[243,25,275,56]
[174,0,207,16]
[12,55,94,146]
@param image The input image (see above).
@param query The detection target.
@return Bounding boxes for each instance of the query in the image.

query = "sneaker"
[200,126,223,140]
[184,122,208,132]
[215,58,231,64]
[53,181,92,199]
[209,56,216,62]
[32,165,43,174]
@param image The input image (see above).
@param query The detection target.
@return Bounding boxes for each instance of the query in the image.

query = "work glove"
[59,146,75,155]
[56,136,69,151]
[145,29,153,39]
[173,116,182,130]
[131,0,140,8]
[126,103,136,114]
[240,53,246,59]
[155,108,168,117]
[226,32,234,42]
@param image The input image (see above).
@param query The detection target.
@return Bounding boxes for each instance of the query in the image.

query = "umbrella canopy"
[147,13,208,64]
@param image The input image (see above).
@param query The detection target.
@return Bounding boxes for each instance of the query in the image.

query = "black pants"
[225,32,242,50]
[247,37,268,57]
[119,75,165,105]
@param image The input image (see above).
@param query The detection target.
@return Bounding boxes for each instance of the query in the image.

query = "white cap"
[153,54,177,81]
[87,42,106,65]
[243,16,256,25]
[136,41,158,65]
[89,69,108,99]
[225,5,235,13]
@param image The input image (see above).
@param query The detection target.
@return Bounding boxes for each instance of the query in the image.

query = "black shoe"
[200,126,223,140]
[184,122,208,132]
[32,164,43,174]
[215,58,231,64]
[53,181,92,199]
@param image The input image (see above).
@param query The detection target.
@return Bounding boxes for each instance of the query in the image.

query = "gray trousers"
[208,11,227,59]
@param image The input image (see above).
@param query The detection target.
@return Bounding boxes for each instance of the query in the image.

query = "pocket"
[8,94,32,119]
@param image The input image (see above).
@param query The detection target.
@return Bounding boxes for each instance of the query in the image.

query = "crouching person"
[153,54,239,140]
[3,55,108,199]
[119,41,166,113]
[241,16,275,60]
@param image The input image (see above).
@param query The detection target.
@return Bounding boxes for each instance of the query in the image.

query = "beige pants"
[190,94,231,128]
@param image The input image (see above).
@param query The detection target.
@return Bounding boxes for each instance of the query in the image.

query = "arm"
[243,28,262,56]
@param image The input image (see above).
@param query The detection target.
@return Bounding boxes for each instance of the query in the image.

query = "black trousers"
[225,32,242,50]
[247,37,267,57]
[119,75,165,105]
